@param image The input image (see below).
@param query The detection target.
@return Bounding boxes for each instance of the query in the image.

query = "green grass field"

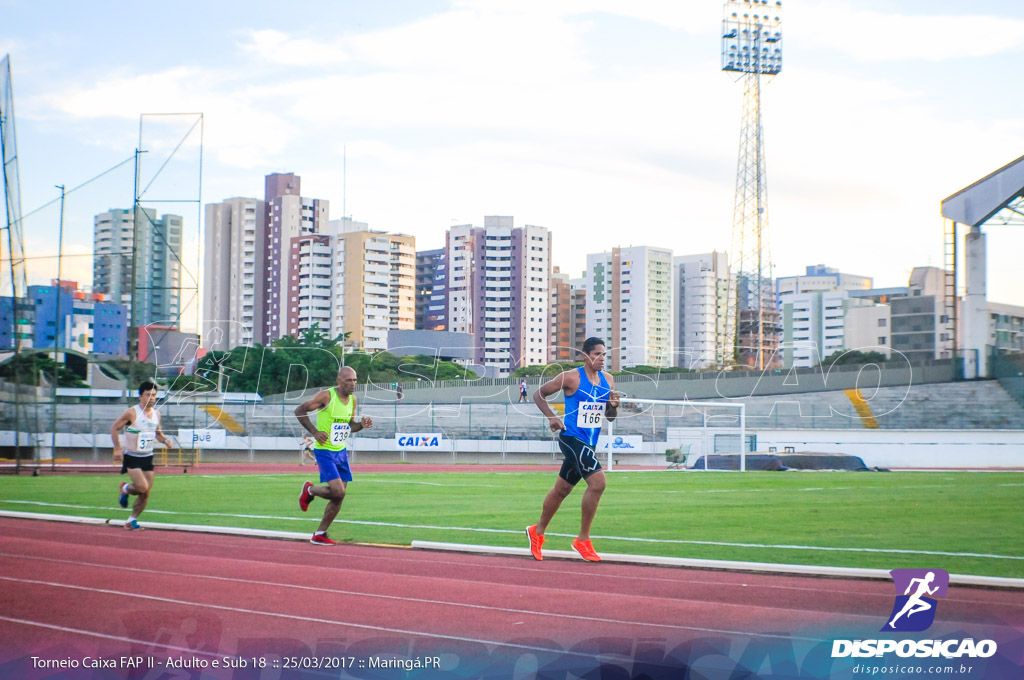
[1,469,1022,578]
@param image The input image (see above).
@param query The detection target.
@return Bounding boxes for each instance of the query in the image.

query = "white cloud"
[236,29,350,66]
[795,3,1024,61]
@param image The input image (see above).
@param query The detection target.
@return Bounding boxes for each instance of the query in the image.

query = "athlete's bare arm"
[110,408,136,462]
[294,391,331,444]
[155,421,174,448]
[605,373,619,422]
[534,369,581,433]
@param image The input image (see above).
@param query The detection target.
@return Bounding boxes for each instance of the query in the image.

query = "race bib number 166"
[576,402,605,428]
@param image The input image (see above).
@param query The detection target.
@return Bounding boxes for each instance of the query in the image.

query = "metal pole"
[739,402,746,472]
[128,149,141,389]
[49,184,65,470]
[606,410,614,472]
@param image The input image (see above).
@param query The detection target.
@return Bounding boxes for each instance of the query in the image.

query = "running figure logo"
[881,568,949,632]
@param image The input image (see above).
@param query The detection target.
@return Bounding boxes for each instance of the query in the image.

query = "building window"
[878,318,887,327]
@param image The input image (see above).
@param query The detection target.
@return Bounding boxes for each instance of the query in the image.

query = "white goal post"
[605,397,747,471]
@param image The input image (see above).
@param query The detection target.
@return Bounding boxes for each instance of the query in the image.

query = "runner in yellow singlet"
[294,366,373,545]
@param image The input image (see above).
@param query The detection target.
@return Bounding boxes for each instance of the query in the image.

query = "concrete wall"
[5,428,1021,469]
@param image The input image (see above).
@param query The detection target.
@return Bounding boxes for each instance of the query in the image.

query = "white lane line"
[0,615,225,658]
[0,552,829,640]
[3,518,1020,605]
[0,575,817,650]
[3,501,1021,560]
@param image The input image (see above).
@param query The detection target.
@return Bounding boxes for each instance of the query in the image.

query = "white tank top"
[125,404,160,456]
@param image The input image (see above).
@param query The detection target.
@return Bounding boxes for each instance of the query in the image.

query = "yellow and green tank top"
[315,387,355,451]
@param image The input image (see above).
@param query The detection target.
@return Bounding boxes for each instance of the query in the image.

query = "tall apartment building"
[890,267,954,361]
[325,218,415,352]
[93,207,181,328]
[988,302,1024,353]
[203,197,265,349]
[779,290,891,368]
[286,233,332,339]
[415,248,447,331]
[445,217,551,374]
[672,252,730,369]
[585,246,673,371]
[549,267,587,362]
[261,173,329,343]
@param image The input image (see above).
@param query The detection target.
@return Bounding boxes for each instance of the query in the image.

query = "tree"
[0,352,88,387]
[173,330,476,396]
[817,350,891,367]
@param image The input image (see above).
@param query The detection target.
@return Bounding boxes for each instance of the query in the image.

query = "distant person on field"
[519,379,528,403]
[526,337,618,562]
[396,382,403,402]
[300,434,315,465]
[294,366,373,545]
[112,380,175,531]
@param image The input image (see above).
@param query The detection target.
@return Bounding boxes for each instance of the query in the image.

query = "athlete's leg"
[536,477,575,534]
[129,469,155,517]
[315,479,347,533]
[578,470,606,541]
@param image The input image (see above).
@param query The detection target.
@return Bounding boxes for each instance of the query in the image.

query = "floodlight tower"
[722,0,782,370]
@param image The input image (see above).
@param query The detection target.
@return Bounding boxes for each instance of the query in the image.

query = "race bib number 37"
[331,422,351,445]
[576,402,605,428]
[137,431,156,452]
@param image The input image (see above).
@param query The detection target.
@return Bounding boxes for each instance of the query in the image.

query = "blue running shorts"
[314,447,353,483]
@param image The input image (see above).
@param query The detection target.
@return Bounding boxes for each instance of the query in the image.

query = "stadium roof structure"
[941,153,1024,227]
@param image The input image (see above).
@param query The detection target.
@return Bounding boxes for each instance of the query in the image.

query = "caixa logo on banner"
[832,568,997,660]
[395,434,444,448]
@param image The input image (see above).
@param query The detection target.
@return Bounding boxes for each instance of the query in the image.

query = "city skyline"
[3,0,1024,327]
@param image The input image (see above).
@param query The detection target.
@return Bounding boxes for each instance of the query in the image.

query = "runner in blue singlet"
[526,337,619,562]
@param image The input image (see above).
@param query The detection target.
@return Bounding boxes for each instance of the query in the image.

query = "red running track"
[1,516,1022,679]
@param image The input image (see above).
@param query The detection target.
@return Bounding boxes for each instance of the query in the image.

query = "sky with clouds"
[3,0,1024,332]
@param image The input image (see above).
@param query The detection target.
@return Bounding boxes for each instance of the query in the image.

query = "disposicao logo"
[882,568,949,632]
[831,568,998,660]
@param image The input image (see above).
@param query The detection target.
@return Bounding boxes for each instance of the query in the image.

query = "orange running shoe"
[525,525,545,561]
[572,538,601,562]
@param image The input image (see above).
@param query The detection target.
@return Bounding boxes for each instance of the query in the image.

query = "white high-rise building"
[261,173,329,344]
[585,246,673,370]
[286,233,332,339]
[93,207,182,328]
[672,252,730,369]
[444,217,551,375]
[203,197,264,349]
[325,218,415,352]
[780,290,892,367]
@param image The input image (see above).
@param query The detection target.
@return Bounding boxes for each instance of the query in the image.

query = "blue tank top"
[563,366,611,447]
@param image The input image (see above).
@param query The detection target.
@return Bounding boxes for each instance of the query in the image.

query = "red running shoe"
[572,538,601,562]
[310,533,337,546]
[299,481,314,511]
[526,524,545,561]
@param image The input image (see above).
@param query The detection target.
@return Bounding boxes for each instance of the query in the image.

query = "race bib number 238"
[576,402,605,428]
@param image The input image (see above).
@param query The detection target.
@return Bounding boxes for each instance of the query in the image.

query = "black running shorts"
[121,454,155,473]
[557,434,602,486]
